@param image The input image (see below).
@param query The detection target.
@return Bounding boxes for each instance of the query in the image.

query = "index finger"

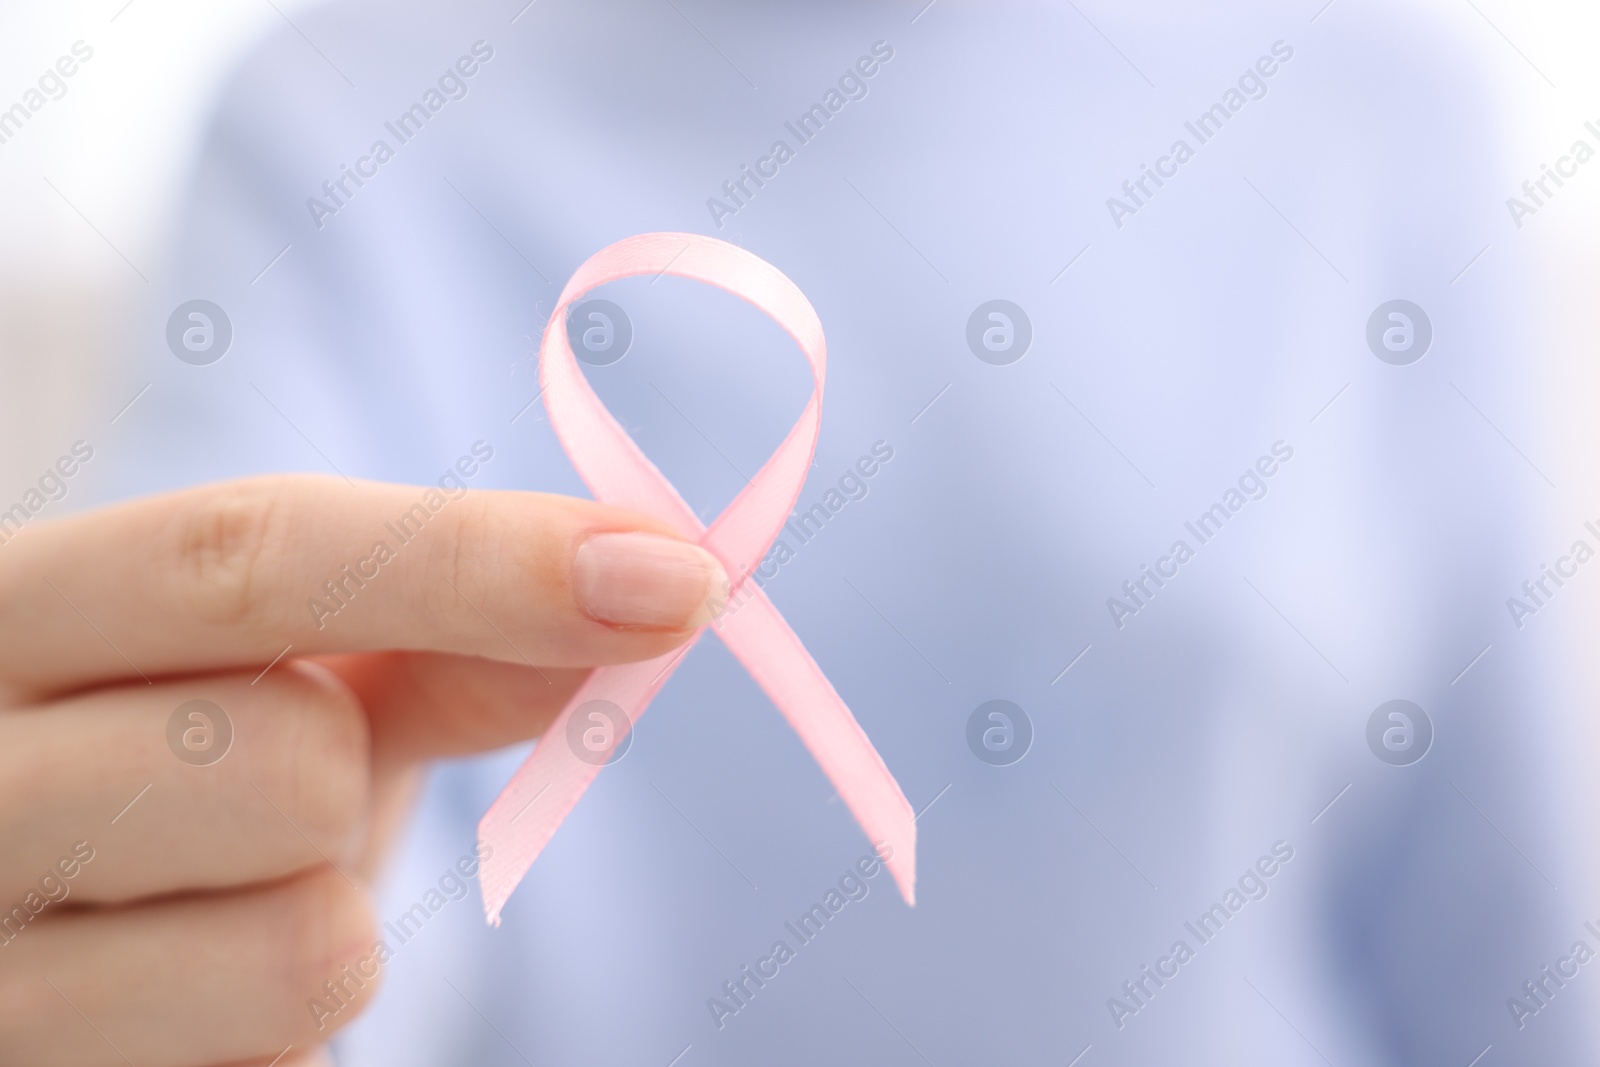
[0,474,729,698]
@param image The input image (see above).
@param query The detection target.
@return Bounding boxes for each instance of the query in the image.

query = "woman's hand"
[0,474,726,1066]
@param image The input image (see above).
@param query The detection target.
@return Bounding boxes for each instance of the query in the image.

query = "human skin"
[0,474,727,1066]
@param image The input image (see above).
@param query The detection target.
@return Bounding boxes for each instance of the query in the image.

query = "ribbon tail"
[476,639,698,925]
[711,586,917,905]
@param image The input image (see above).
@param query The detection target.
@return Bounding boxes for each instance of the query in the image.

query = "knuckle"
[254,663,370,856]
[167,476,289,625]
[419,492,499,626]
[415,490,588,654]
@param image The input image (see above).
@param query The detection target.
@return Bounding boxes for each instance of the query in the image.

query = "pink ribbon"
[477,232,917,924]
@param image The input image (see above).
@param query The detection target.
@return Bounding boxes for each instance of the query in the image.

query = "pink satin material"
[477,232,916,924]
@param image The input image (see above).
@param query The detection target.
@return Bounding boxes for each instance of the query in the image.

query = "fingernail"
[573,532,729,630]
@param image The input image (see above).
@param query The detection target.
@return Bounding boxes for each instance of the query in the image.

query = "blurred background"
[0,0,324,494]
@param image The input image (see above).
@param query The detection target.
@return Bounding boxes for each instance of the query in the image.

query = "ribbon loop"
[477,233,916,925]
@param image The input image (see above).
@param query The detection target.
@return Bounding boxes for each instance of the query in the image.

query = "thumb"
[316,650,593,767]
